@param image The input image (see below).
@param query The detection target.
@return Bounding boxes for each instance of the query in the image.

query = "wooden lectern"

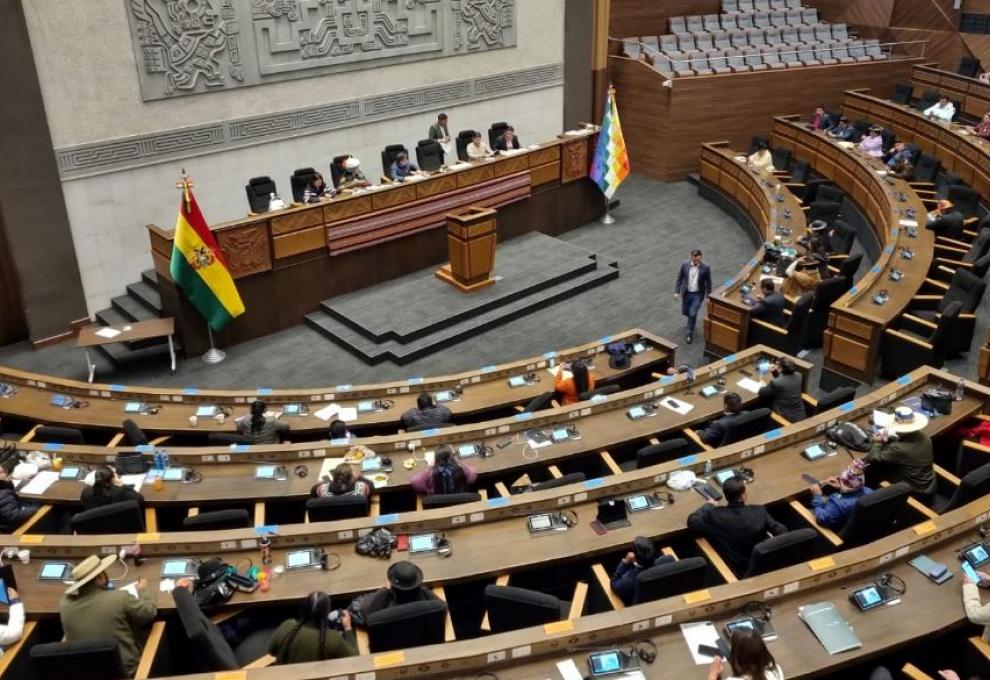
[435,206,497,292]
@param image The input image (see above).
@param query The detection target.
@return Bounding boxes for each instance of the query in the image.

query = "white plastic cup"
[189,415,198,427]
[17,549,29,564]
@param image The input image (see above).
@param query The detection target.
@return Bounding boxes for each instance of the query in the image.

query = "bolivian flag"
[590,85,631,200]
[170,180,245,331]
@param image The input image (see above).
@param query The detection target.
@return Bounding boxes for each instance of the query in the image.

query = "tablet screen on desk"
[162,468,184,481]
[714,469,738,485]
[803,444,826,460]
[283,404,302,415]
[286,550,316,569]
[853,585,884,610]
[435,391,455,402]
[529,514,553,531]
[361,457,382,472]
[725,618,756,636]
[508,376,527,387]
[627,406,646,419]
[632,343,646,354]
[409,534,437,554]
[589,651,622,675]
[358,401,376,412]
[256,465,277,480]
[966,545,990,567]
[626,495,649,511]
[551,428,570,442]
[39,562,69,581]
[457,444,478,458]
[124,402,143,413]
[195,406,218,417]
[60,466,82,480]
[162,559,194,578]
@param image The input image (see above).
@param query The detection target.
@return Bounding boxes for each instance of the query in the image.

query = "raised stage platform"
[305,232,619,365]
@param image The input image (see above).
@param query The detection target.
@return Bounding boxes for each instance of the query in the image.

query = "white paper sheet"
[313,403,340,422]
[660,397,694,415]
[556,659,584,680]
[94,327,121,339]
[337,407,358,422]
[526,438,553,449]
[19,470,60,496]
[121,473,147,489]
[898,219,918,228]
[737,377,765,394]
[680,621,722,665]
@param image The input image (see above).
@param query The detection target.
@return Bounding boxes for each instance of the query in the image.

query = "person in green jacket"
[865,406,936,502]
[268,591,358,664]
[59,554,158,677]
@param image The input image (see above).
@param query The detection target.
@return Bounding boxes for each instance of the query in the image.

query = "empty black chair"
[891,81,912,105]
[488,121,510,148]
[31,640,127,680]
[456,130,476,162]
[34,425,84,445]
[485,585,568,633]
[245,176,276,214]
[881,302,960,378]
[806,200,840,225]
[289,167,317,203]
[183,509,251,532]
[965,251,990,279]
[122,419,149,447]
[954,227,990,265]
[173,584,271,670]
[422,492,482,509]
[415,139,444,172]
[380,144,408,180]
[915,88,939,113]
[838,482,911,546]
[936,462,990,513]
[836,252,862,281]
[912,154,940,185]
[745,528,818,577]
[367,600,447,652]
[633,556,707,604]
[530,472,586,492]
[959,56,982,78]
[829,220,856,255]
[306,495,370,521]
[947,185,980,221]
[805,276,849,348]
[771,146,791,171]
[207,432,253,445]
[813,386,856,415]
[330,154,350,188]
[800,179,835,205]
[748,291,813,354]
[912,269,985,355]
[788,159,811,184]
[721,408,772,445]
[621,438,695,471]
[523,391,556,412]
[406,423,443,432]
[578,384,621,401]
[816,184,845,205]
[880,128,896,154]
[71,500,144,535]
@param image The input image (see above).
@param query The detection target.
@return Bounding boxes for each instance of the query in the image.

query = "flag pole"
[202,323,226,364]
[601,195,615,225]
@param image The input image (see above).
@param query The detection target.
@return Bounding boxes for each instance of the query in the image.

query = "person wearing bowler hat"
[808,459,872,530]
[339,157,370,189]
[361,560,438,620]
[59,554,157,677]
[865,406,935,503]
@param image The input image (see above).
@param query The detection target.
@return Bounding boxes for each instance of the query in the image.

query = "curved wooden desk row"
[0,330,673,436]
[700,142,810,356]
[9,369,990,680]
[19,347,801,506]
[770,115,934,384]
[911,64,990,123]
[842,88,990,198]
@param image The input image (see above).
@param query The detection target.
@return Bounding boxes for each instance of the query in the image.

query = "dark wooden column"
[592,0,612,123]
[564,0,595,129]
[0,0,88,347]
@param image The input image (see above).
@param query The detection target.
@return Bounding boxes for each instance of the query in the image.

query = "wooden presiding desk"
[3,367,986,680]
[911,64,990,123]
[0,330,672,437]
[770,115,934,384]
[700,142,810,356]
[146,130,603,354]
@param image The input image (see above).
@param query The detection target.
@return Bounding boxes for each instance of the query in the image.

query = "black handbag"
[921,387,953,416]
[114,452,148,475]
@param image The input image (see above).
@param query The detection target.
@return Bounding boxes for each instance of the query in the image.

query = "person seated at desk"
[747,141,773,173]
[806,236,832,279]
[758,357,806,423]
[889,156,915,180]
[827,117,855,140]
[554,361,595,406]
[865,406,935,503]
[610,536,675,606]
[235,400,289,445]
[810,105,833,132]
[268,591,358,663]
[400,392,452,430]
[328,419,352,444]
[798,220,831,253]
[698,392,746,447]
[360,561,440,621]
[958,562,990,642]
[980,71,990,85]
[389,152,420,181]
[808,459,871,530]
[781,256,822,298]
[0,467,39,530]
[885,141,913,167]
[410,444,477,495]
[467,132,495,160]
[311,462,372,500]
[687,476,788,576]
[748,279,786,326]
[0,584,24,655]
[708,628,784,680]
[927,199,965,240]
[969,112,990,140]
[493,125,521,151]
[302,172,333,203]
[857,127,884,158]
[80,465,144,511]
[339,157,370,189]
[925,96,956,123]
[60,554,157,678]
[429,112,452,152]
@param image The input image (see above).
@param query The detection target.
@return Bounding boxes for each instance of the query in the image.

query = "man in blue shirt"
[808,458,871,530]
[389,152,419,181]
[610,536,675,606]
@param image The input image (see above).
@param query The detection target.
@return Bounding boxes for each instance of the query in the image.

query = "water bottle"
[260,535,272,566]
[154,450,164,472]
[955,379,965,401]
[160,449,170,470]
[703,458,713,478]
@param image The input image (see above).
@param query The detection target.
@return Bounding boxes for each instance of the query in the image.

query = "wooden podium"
[435,206,497,292]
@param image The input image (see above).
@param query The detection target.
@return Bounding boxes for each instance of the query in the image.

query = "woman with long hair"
[268,591,357,664]
[554,361,596,405]
[235,400,289,445]
[80,465,144,510]
[311,463,372,499]
[708,628,784,680]
[410,444,477,495]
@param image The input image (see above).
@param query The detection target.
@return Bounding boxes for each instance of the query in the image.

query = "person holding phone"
[961,560,990,640]
[0,584,24,654]
[707,627,783,680]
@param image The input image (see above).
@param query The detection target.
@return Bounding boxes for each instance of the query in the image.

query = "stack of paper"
[680,621,722,665]
[20,471,60,496]
[94,327,121,339]
[661,397,695,415]
[313,403,340,422]
[737,377,765,394]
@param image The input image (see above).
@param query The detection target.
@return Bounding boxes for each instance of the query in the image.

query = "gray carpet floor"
[1,173,983,391]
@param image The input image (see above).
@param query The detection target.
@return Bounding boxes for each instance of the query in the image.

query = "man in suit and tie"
[674,249,712,344]
[749,279,786,326]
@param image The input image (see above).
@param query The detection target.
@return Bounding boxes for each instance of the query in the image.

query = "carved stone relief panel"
[126,0,517,101]
[216,223,272,277]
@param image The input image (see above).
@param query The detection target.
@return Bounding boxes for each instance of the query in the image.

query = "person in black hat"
[361,561,438,620]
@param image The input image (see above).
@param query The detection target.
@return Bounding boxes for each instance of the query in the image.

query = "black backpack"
[825,421,871,452]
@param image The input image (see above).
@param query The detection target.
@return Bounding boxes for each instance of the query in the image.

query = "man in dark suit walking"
[674,249,712,344]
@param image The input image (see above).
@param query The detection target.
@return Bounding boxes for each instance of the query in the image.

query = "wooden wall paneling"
[890,0,960,31]
[802,0,895,27]
[961,35,990,71]
[608,0,720,39]
[0,203,26,346]
[885,27,973,69]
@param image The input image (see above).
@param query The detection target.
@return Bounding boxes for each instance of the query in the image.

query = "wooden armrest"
[369,495,380,516]
[884,328,933,350]
[789,499,843,546]
[568,581,589,619]
[242,654,276,669]
[187,507,199,517]
[478,488,488,501]
[963,439,990,454]
[770,412,790,427]
[828,253,849,261]
[662,546,679,559]
[781,182,805,188]
[547,465,563,479]
[827,265,839,274]
[14,505,51,535]
[901,663,936,680]
[149,436,170,446]
[649,438,660,446]
[416,495,424,512]
[879,481,937,519]
[107,432,125,447]
[211,608,243,625]
[923,277,950,291]
[495,481,511,498]
[254,501,265,527]
[481,574,511,631]
[551,399,561,409]
[935,258,971,269]
[513,404,525,413]
[0,620,36,677]
[144,507,158,534]
[750,318,787,335]
[18,426,39,443]
[902,313,937,329]
[696,537,737,583]
[599,451,622,475]
[651,371,665,379]
[682,428,713,451]
[908,180,935,187]
[964,218,978,226]
[135,621,166,680]
[969,636,990,663]
[934,464,961,486]
[591,563,625,610]
[935,236,971,249]
[802,393,819,408]
[912,295,943,302]
[355,627,370,655]
[431,585,456,641]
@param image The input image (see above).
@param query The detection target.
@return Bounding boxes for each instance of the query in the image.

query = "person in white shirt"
[707,628,784,680]
[0,586,25,655]
[924,96,956,123]
[959,565,990,641]
[747,141,774,174]
[466,132,494,160]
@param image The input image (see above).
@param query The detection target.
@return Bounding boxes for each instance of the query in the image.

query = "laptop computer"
[596,498,630,529]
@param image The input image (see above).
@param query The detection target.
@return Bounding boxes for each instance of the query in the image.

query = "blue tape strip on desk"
[872,265,882,274]
[336,385,352,392]
[408,378,424,385]
[182,388,199,396]
[109,384,125,392]
[724,354,736,363]
[583,478,605,489]
[659,376,675,384]
[723,278,734,287]
[764,429,783,440]
[256,388,273,396]
[481,365,497,373]
[255,525,279,535]
[599,336,612,344]
[898,375,912,385]
[677,454,699,466]
[230,444,249,453]
[42,443,63,452]
[849,286,858,295]
[838,402,855,413]
[135,445,154,453]
[421,428,441,437]
[544,351,557,360]
[515,412,533,421]
[375,514,399,525]
[487,497,509,508]
[884,246,895,255]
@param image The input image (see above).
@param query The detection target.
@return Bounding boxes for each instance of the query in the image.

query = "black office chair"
[173,585,271,670]
[422,492,482,509]
[815,184,845,205]
[959,56,982,78]
[748,291,813,354]
[578,384,621,401]
[488,122,510,148]
[30,640,127,680]
[806,200,840,225]
[620,438,695,471]
[245,176,276,214]
[720,408,772,445]
[484,585,567,633]
[805,276,849,348]
[456,130,476,162]
[289,167,317,203]
[34,426,84,445]
[891,81,912,105]
[380,144,408,180]
[935,462,990,514]
[183,509,251,532]
[800,179,835,205]
[771,146,791,172]
[122,419,149,447]
[305,495,370,521]
[366,600,448,652]
[880,301,961,378]
[633,557,707,604]
[207,433,253,445]
[748,135,770,155]
[744,528,819,577]
[788,159,811,184]
[330,154,350,188]
[880,128,895,155]
[836,252,862,281]
[71,500,144,535]
[416,140,444,172]
[946,185,980,222]
[406,423,445,432]
[946,227,990,266]
[850,119,872,143]
[911,154,941,186]
[530,472,586,492]
[813,386,857,415]
[838,482,911,547]
[962,251,990,280]
[522,391,556,412]
[828,220,856,255]
[915,89,939,113]
[911,269,985,355]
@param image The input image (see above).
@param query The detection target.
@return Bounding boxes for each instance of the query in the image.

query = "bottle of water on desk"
[955,379,965,401]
